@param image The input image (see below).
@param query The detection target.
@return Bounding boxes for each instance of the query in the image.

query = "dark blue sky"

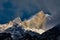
[0,0,46,24]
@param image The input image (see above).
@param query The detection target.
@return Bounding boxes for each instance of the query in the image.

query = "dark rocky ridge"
[0,24,60,40]
[0,33,12,40]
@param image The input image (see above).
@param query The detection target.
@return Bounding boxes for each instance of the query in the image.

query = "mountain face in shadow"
[0,24,60,40]
[0,32,12,40]
[40,24,60,40]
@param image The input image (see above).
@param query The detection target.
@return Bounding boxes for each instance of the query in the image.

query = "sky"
[0,0,60,30]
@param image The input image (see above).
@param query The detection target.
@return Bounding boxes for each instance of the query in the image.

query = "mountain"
[1,11,59,40]
[0,11,48,34]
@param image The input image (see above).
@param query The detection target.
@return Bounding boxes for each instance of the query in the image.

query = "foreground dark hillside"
[0,24,60,40]
[40,24,60,40]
